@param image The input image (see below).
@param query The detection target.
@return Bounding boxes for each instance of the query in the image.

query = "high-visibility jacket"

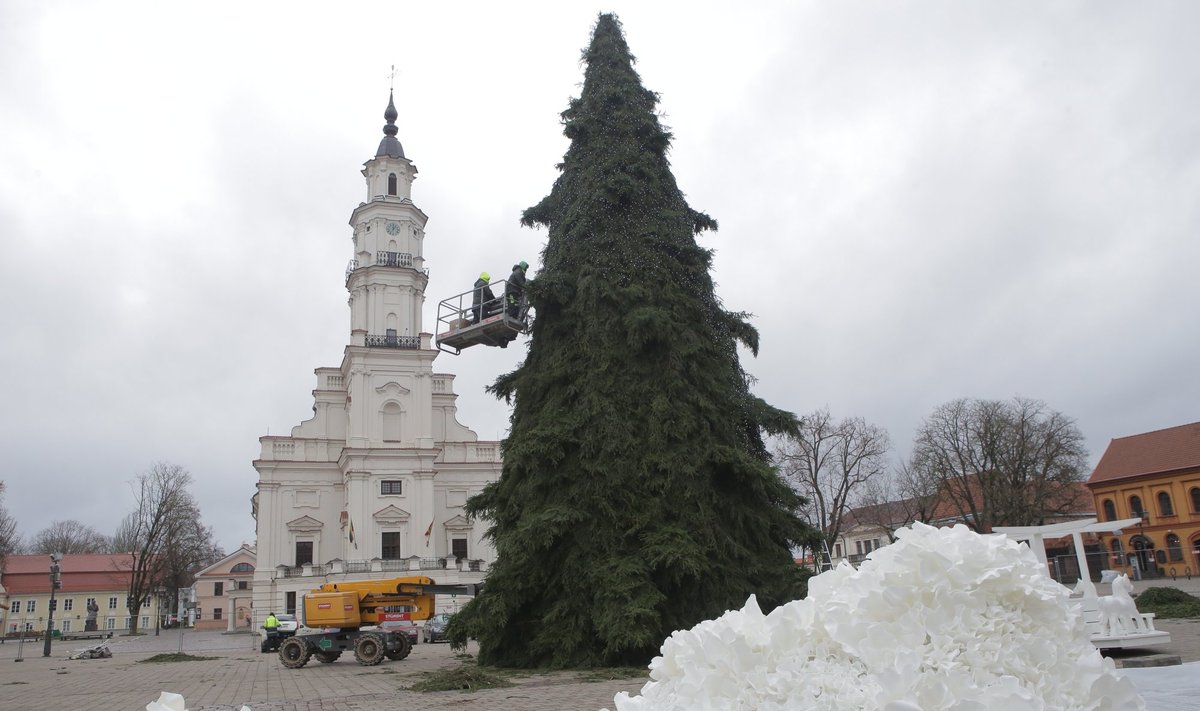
[264,614,279,629]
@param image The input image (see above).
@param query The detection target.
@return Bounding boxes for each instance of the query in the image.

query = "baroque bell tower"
[252,91,500,619]
[346,91,429,345]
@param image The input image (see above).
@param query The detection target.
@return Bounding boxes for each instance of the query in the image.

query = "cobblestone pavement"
[0,633,644,711]
[0,613,1196,711]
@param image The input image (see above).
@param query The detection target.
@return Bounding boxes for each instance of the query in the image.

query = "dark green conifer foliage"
[451,14,816,668]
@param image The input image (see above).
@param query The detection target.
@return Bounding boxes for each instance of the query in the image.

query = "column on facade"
[414,470,436,557]
[344,470,369,561]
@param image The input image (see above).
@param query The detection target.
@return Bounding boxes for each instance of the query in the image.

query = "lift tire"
[384,634,412,661]
[354,633,386,666]
[314,651,341,664]
[279,637,311,668]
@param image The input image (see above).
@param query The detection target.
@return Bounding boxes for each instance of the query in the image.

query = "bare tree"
[110,514,138,554]
[911,397,1089,532]
[852,460,941,543]
[158,518,223,619]
[776,408,891,557]
[121,462,204,634]
[29,520,110,555]
[0,483,20,571]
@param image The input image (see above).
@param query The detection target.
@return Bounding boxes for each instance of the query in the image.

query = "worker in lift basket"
[472,271,497,323]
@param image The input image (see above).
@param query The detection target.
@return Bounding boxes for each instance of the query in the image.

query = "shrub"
[1134,587,1200,619]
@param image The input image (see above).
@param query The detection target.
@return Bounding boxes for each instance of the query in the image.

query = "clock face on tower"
[385,222,401,236]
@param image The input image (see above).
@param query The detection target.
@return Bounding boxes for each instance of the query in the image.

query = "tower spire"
[376,88,404,159]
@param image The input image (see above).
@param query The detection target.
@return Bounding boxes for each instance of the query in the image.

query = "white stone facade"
[251,94,501,618]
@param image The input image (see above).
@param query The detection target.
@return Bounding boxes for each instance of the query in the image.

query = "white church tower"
[250,93,502,618]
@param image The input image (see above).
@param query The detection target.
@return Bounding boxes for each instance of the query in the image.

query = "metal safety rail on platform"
[435,279,531,355]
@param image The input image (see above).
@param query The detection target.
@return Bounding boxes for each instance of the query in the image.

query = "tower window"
[381,480,403,495]
[388,173,397,196]
[382,403,402,442]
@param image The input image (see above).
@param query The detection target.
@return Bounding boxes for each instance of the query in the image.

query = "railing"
[376,251,414,268]
[277,558,487,578]
[365,334,420,349]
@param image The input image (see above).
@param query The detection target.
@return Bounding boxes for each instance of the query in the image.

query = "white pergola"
[993,517,1144,599]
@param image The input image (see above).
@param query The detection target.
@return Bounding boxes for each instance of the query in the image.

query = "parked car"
[260,614,299,653]
[276,614,299,633]
[375,619,419,646]
[423,613,452,643]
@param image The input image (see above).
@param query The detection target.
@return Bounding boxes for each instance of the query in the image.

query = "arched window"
[1157,491,1174,517]
[1102,499,1117,521]
[387,173,397,196]
[1191,487,1200,513]
[230,563,254,573]
[1130,535,1154,572]
[382,402,402,442]
[1130,495,1144,517]
[1166,533,1183,562]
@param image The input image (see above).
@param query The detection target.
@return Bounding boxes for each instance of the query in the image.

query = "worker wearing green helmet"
[505,261,529,320]
[472,271,496,323]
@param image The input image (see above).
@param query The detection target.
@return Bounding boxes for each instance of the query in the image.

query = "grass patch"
[406,664,515,692]
[1135,587,1200,619]
[138,653,220,664]
[577,666,648,683]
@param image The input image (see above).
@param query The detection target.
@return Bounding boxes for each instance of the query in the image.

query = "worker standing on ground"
[472,272,496,323]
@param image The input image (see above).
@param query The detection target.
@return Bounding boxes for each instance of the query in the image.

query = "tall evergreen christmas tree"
[454,14,815,668]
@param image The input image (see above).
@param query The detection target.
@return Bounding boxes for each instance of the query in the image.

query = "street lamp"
[43,553,62,658]
[154,586,165,636]
[1133,511,1151,579]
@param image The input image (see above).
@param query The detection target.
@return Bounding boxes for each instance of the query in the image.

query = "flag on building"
[424,520,434,547]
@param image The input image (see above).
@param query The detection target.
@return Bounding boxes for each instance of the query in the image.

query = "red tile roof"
[1087,421,1200,486]
[2,554,134,594]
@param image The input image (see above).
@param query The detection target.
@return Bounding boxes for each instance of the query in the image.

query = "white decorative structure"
[1097,575,1142,636]
[250,93,502,617]
[607,523,1145,711]
[995,517,1170,649]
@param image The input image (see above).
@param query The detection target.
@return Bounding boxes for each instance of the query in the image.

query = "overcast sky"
[2,1,1198,553]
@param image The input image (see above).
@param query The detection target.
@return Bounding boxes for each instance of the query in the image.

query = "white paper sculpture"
[1097,574,1141,636]
[146,692,251,711]
[607,522,1145,711]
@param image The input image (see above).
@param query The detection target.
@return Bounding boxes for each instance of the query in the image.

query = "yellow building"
[0,554,164,636]
[1087,422,1200,579]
